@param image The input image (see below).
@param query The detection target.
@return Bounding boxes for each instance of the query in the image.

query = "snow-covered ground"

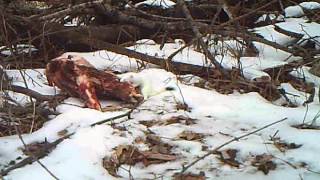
[1,67,320,180]
[1,1,320,180]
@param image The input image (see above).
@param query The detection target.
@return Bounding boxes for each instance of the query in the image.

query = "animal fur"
[118,69,177,99]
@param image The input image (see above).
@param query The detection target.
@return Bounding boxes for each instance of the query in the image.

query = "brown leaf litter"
[103,134,177,177]
[251,153,277,175]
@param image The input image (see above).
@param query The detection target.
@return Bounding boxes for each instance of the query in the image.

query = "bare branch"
[181,117,288,173]
[0,108,135,177]
[176,0,229,77]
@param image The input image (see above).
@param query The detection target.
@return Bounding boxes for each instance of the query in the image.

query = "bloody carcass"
[45,54,143,110]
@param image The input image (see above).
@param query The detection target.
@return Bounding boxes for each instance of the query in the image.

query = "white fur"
[118,69,177,99]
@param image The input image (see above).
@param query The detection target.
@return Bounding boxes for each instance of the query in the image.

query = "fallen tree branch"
[274,24,304,39]
[2,104,61,179]
[6,85,65,102]
[0,108,135,177]
[28,0,104,22]
[177,0,229,77]
[0,131,71,177]
[56,30,284,101]
[61,31,210,74]
[181,117,288,173]
[1,67,65,102]
[212,28,308,57]
[90,109,134,126]
[218,0,278,27]
[93,2,208,33]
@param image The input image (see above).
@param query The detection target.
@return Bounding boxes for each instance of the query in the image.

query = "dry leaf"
[22,141,51,156]
[141,151,176,161]
[272,138,302,152]
[176,102,192,112]
[146,134,173,154]
[292,124,320,130]
[57,129,68,136]
[102,156,120,177]
[164,115,196,125]
[139,120,159,127]
[173,172,206,180]
[178,131,204,141]
[252,153,277,174]
[217,149,241,167]
[146,134,162,144]
[103,144,176,177]
[134,136,145,144]
[101,105,124,112]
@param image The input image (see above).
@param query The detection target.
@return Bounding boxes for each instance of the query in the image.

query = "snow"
[1,1,320,180]
[276,20,320,49]
[285,6,304,18]
[134,0,176,9]
[254,17,320,50]
[300,2,320,10]
[62,36,303,82]
[2,67,320,179]
[290,66,320,86]
[63,16,81,27]
[277,83,317,106]
[4,69,58,105]
[255,14,284,24]
[208,40,301,81]
[5,126,128,180]
[285,2,320,18]
[253,25,296,46]
[0,44,38,56]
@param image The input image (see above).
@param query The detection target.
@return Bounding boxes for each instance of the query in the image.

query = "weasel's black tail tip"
[165,87,175,91]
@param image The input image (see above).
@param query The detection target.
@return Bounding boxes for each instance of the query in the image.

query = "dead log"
[0,66,65,102]
[45,54,143,110]
[51,24,141,51]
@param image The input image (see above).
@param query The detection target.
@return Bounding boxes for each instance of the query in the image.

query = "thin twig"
[0,108,135,177]
[29,0,104,21]
[219,0,278,27]
[5,104,60,179]
[90,109,133,126]
[181,117,288,173]
[176,0,229,77]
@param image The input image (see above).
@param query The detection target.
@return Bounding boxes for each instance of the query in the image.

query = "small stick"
[181,117,288,173]
[0,108,135,177]
[176,0,229,77]
[90,109,133,126]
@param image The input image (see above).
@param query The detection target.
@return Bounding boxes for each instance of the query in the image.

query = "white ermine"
[118,69,177,99]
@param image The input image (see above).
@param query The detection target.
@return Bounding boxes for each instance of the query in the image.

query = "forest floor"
[1,1,320,180]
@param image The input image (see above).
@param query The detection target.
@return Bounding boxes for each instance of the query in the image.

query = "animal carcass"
[45,54,143,110]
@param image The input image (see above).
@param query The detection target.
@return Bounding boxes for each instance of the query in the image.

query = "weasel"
[118,69,177,99]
